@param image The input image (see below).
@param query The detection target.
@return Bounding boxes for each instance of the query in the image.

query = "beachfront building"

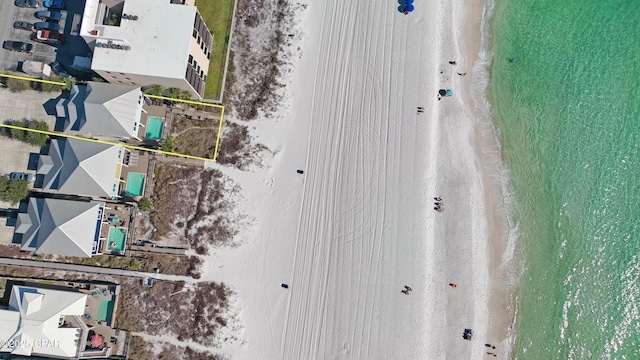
[56,81,144,139]
[79,0,213,99]
[14,198,105,257]
[0,284,88,358]
[37,138,125,199]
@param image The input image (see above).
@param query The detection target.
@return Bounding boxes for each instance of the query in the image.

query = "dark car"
[15,0,39,8]
[9,172,35,182]
[2,41,33,53]
[34,10,62,21]
[50,61,71,79]
[13,21,34,31]
[33,22,60,31]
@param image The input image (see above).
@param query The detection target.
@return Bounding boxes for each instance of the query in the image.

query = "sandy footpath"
[202,0,511,359]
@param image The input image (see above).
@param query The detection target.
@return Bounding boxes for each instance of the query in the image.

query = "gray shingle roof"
[15,198,104,258]
[56,81,143,138]
[37,138,122,198]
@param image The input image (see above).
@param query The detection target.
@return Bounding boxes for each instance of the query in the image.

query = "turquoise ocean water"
[489,0,640,358]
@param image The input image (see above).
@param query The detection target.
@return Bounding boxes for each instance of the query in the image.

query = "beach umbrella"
[438,89,447,96]
[90,334,103,347]
[406,0,414,4]
[405,4,414,12]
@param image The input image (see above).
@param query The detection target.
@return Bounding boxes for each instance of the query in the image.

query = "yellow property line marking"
[0,124,216,162]
[213,106,225,162]
[0,79,225,161]
[141,94,224,161]
[0,73,66,86]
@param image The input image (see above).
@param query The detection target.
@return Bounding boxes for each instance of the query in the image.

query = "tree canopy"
[0,178,29,205]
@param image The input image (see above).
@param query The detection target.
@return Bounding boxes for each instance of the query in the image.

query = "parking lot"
[0,0,91,78]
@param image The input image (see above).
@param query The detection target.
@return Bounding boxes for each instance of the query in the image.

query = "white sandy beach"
[203,0,510,358]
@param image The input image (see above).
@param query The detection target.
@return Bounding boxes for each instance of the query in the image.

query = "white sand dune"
[204,0,498,358]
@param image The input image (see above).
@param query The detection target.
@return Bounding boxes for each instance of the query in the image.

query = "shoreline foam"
[464,0,521,357]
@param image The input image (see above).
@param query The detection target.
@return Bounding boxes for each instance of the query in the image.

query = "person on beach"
[296,169,304,174]
[449,283,457,288]
[281,283,289,289]
[434,197,442,201]
[449,61,457,65]
[457,72,466,76]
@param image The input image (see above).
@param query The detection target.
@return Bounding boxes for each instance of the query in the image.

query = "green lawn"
[195,0,236,100]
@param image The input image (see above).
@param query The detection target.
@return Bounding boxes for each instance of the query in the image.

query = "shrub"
[0,178,29,205]
[39,82,64,92]
[176,222,185,228]
[6,78,30,93]
[163,87,192,100]
[62,78,76,90]
[138,197,152,212]
[145,84,165,96]
[1,119,49,147]
[161,135,176,153]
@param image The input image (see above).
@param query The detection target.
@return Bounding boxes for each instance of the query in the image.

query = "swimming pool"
[125,173,145,197]
[107,227,126,252]
[145,116,164,140]
[97,300,115,324]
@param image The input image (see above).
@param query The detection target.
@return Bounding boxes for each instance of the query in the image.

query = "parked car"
[2,41,33,53]
[50,61,71,78]
[34,30,66,45]
[33,22,60,31]
[44,0,63,9]
[9,173,35,182]
[34,10,62,21]
[15,0,39,8]
[13,21,34,31]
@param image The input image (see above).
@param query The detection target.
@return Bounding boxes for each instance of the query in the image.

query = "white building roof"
[15,198,105,258]
[82,0,195,80]
[0,285,86,358]
[56,81,143,138]
[38,138,123,198]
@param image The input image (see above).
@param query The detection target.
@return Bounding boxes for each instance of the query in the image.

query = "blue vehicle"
[9,172,35,182]
[34,22,60,31]
[50,61,71,79]
[35,10,62,21]
[44,0,63,9]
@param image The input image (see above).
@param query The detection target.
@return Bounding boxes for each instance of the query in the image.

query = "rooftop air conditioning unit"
[132,15,139,20]
[122,14,127,19]
[124,45,131,50]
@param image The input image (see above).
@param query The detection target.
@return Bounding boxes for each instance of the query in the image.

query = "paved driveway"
[0,87,58,129]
